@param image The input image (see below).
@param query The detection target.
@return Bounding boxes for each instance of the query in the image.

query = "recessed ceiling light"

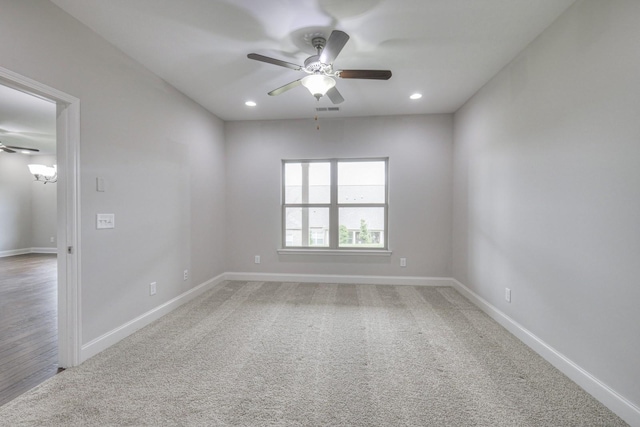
[245,101,257,107]
[21,150,31,154]
[410,93,422,100]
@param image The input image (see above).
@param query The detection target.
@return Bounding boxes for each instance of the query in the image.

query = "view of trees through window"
[283,159,388,249]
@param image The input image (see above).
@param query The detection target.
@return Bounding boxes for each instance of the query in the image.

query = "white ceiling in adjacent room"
[0,84,56,155]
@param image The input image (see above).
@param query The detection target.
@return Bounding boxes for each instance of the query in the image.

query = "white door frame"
[0,66,81,368]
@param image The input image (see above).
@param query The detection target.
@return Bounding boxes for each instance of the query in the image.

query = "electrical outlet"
[400,257,407,267]
[505,288,511,303]
[254,255,261,264]
[96,213,115,229]
[150,282,157,296]
[50,236,55,243]
[183,270,188,281]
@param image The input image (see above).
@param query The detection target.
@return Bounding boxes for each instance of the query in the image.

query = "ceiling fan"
[0,140,40,154]
[247,30,392,104]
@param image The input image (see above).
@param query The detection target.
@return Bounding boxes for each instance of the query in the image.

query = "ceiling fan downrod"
[312,36,326,54]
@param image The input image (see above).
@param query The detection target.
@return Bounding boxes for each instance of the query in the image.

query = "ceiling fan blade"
[1,146,17,153]
[268,79,302,96]
[319,30,350,64]
[247,53,302,71]
[5,145,40,152]
[326,87,344,105]
[337,69,392,80]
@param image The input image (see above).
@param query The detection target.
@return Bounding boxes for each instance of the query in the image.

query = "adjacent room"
[0,84,58,406]
[0,0,638,425]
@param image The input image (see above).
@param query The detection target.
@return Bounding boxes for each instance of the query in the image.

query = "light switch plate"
[96,213,115,229]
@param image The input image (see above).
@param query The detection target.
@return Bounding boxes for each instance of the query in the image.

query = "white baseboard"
[450,278,640,427]
[0,247,56,257]
[0,248,31,258]
[31,247,57,254]
[80,273,227,363]
[225,272,451,286]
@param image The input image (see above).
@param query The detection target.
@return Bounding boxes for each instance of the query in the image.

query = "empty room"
[0,0,638,425]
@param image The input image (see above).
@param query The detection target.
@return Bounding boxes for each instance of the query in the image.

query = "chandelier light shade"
[28,164,58,184]
[301,74,336,100]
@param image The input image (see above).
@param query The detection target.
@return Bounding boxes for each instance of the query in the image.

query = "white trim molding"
[450,278,640,427]
[0,248,57,257]
[277,249,392,256]
[225,272,450,287]
[31,247,57,254]
[0,248,31,258]
[80,273,228,362]
[0,66,81,369]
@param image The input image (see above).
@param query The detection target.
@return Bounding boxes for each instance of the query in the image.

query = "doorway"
[0,82,59,406]
[0,67,80,388]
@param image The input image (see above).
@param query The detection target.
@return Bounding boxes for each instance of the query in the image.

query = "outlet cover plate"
[96,213,115,229]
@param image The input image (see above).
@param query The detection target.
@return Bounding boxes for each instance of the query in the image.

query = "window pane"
[285,162,330,204]
[285,207,330,247]
[338,207,385,248]
[338,161,385,204]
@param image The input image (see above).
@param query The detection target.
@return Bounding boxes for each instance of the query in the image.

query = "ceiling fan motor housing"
[304,55,325,72]
[311,36,326,51]
[305,36,330,73]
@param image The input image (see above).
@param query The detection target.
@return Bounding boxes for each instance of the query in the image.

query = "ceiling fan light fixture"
[28,164,46,175]
[301,74,336,100]
[28,164,58,184]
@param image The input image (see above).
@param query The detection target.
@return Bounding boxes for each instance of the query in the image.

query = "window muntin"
[282,158,388,250]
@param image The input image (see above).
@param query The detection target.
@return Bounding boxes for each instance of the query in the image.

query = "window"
[282,158,388,250]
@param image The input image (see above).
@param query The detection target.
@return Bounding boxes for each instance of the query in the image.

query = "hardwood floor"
[0,253,58,407]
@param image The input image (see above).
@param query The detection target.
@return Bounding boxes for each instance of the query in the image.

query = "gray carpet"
[0,281,627,426]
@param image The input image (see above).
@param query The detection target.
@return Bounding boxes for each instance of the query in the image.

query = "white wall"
[453,0,640,416]
[0,0,227,343]
[0,153,56,254]
[225,114,453,278]
[30,154,57,250]
[0,154,32,252]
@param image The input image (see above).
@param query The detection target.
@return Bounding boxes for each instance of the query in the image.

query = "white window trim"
[277,248,392,256]
[282,157,389,251]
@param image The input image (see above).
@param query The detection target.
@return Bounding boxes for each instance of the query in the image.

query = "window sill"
[277,249,392,257]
